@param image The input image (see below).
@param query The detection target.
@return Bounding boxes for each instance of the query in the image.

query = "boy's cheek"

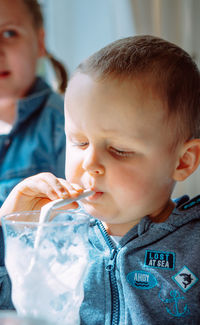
[65,157,83,183]
[107,166,153,201]
[107,165,142,189]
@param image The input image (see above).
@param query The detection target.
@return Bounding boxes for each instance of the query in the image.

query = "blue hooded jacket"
[0,195,200,324]
[80,195,200,324]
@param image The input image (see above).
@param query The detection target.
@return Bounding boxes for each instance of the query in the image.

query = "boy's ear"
[173,139,200,181]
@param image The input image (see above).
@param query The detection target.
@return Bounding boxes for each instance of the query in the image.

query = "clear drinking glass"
[1,209,90,325]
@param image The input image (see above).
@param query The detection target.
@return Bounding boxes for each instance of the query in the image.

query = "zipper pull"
[106,249,117,272]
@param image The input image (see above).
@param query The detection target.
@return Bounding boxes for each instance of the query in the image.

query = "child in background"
[0,0,67,207]
[1,35,200,324]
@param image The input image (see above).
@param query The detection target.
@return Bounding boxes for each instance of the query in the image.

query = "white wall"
[44,0,135,77]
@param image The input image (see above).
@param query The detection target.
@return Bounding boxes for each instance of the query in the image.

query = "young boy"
[1,35,200,324]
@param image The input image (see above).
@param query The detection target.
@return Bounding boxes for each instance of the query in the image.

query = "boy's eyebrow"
[66,128,142,145]
[66,126,128,136]
[100,127,141,139]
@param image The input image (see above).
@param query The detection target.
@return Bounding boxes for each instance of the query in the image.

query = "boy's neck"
[149,199,175,223]
[103,199,176,237]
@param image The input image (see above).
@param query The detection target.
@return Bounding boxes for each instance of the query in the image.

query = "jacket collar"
[14,77,52,128]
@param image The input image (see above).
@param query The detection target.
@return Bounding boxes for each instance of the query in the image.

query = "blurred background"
[40,0,200,199]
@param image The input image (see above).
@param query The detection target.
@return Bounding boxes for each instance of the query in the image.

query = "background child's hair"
[77,35,200,144]
[23,0,68,94]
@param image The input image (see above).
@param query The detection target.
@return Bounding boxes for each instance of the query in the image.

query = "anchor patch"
[172,266,198,292]
[159,287,190,318]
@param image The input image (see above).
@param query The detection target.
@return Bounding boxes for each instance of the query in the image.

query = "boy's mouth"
[85,191,104,201]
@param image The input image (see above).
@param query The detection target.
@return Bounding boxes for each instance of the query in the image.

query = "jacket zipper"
[96,220,120,325]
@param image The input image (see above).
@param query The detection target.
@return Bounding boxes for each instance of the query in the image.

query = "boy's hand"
[0,173,83,220]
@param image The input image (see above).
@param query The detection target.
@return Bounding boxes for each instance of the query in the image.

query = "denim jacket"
[0,77,66,207]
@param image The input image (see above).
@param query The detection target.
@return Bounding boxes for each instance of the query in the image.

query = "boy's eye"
[71,141,89,148]
[2,30,17,38]
[109,147,135,158]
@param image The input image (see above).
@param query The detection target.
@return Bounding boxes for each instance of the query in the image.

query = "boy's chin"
[82,204,106,220]
[84,206,102,219]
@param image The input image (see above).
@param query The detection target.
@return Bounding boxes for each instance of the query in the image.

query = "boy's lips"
[85,190,104,201]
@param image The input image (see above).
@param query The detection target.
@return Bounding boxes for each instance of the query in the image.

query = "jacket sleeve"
[0,227,15,310]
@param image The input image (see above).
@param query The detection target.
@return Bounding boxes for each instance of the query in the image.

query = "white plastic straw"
[27,189,94,273]
[39,189,94,223]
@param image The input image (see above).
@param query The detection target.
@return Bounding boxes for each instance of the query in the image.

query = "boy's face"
[65,73,180,236]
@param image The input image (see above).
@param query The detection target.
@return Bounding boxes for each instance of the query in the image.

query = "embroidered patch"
[144,250,175,269]
[159,286,190,318]
[172,266,198,292]
[127,270,157,290]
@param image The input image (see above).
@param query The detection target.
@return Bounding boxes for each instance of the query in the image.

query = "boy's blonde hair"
[23,0,68,94]
[76,35,200,143]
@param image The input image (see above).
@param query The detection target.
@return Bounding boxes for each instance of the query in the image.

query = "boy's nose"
[82,148,105,176]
